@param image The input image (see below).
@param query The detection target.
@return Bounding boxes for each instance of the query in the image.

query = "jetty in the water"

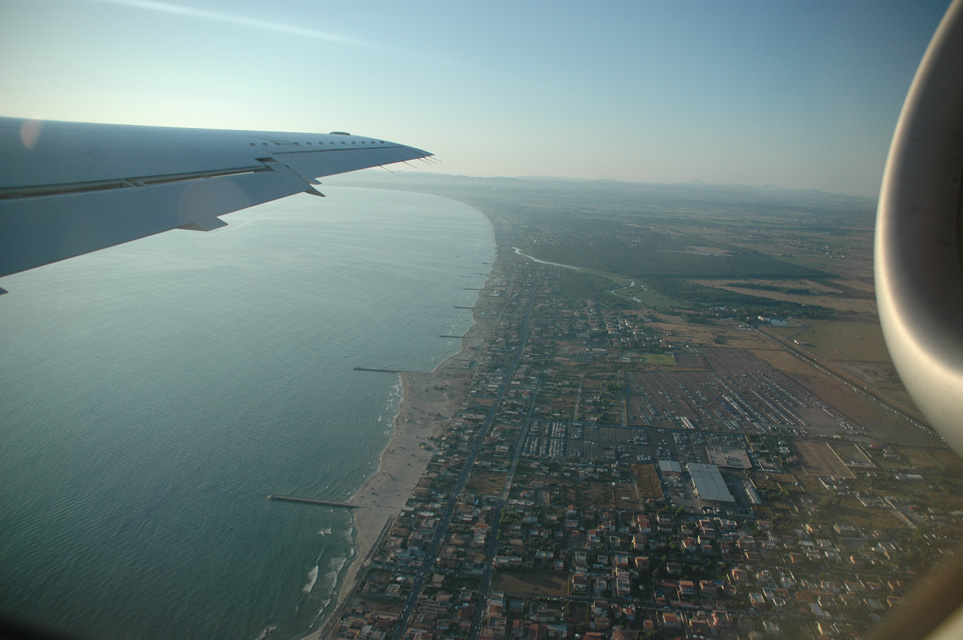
[352,367,404,374]
[268,495,360,509]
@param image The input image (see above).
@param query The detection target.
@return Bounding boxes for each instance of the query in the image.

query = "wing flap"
[0,167,307,277]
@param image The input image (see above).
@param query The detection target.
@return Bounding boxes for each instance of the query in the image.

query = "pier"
[268,495,360,508]
[353,367,404,374]
[439,335,464,339]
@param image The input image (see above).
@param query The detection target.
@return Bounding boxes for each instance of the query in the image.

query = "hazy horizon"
[0,0,952,197]
[333,168,881,200]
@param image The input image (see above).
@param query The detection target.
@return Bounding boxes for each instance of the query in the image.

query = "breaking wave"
[302,565,319,593]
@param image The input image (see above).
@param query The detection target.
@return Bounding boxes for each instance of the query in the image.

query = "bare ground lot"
[835,362,902,385]
[795,440,855,478]
[830,496,908,530]
[345,595,404,615]
[648,322,771,350]
[702,347,774,372]
[899,448,943,469]
[574,480,620,510]
[835,278,875,294]
[613,482,643,510]
[691,280,877,314]
[674,352,707,368]
[466,470,507,496]
[751,348,817,377]
[773,364,941,446]
[772,321,891,363]
[835,362,918,408]
[633,464,664,500]
[756,329,926,428]
[492,570,569,597]
[771,245,874,280]
[927,449,963,472]
[829,442,874,467]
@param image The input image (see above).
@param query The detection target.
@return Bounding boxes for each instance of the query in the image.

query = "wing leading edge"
[0,118,432,280]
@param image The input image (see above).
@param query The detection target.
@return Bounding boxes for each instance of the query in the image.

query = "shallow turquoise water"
[0,187,494,640]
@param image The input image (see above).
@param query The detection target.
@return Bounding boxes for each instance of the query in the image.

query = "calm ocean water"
[0,187,494,640]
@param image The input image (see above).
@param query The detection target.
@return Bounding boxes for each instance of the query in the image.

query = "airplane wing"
[0,118,432,282]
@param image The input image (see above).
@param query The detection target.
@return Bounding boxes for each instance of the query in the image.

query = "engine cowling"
[876,0,963,455]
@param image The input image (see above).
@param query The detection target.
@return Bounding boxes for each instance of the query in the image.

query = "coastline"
[303,268,497,639]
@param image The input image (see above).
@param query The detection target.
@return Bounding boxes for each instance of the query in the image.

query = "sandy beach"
[304,273,498,639]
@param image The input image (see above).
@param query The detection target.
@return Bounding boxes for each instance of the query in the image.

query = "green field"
[638,353,675,366]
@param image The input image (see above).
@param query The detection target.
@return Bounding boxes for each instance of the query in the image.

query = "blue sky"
[0,0,951,196]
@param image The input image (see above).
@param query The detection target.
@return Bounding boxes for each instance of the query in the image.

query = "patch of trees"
[556,270,615,300]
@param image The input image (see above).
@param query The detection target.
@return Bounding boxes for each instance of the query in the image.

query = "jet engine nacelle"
[876,0,963,455]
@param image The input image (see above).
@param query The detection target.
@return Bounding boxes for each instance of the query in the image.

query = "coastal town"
[317,178,963,640]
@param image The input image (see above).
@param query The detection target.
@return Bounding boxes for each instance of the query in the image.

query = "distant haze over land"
[0,1,951,197]
[330,171,877,210]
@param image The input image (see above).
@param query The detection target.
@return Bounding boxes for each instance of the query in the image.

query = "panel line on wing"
[0,165,269,201]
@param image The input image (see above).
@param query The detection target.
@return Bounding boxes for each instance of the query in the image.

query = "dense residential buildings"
[327,244,961,640]
[321,177,963,640]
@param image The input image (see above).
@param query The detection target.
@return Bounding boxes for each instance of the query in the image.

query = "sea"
[0,186,495,640]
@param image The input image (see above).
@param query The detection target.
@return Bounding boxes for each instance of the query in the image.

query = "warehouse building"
[686,462,735,502]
